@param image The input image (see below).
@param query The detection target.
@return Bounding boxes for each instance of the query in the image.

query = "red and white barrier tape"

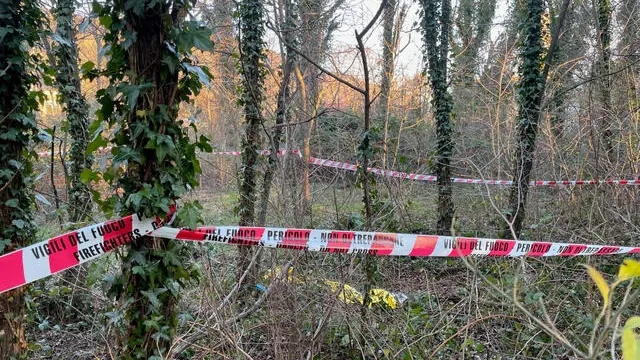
[308,156,640,186]
[153,226,640,258]
[3,215,639,294]
[209,149,300,156]
[0,211,172,295]
[37,147,639,185]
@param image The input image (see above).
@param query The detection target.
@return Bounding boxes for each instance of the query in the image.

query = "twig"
[50,126,64,228]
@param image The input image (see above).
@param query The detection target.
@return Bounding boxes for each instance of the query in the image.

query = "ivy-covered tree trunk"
[95,1,212,357]
[54,0,92,223]
[505,0,545,238]
[596,0,613,157]
[419,0,455,235]
[237,0,265,290]
[0,0,40,357]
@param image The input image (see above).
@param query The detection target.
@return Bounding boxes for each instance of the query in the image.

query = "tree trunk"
[54,0,92,223]
[505,0,571,238]
[0,0,40,356]
[505,0,545,238]
[379,0,397,168]
[94,1,211,357]
[298,0,344,221]
[258,0,296,226]
[596,0,613,157]
[420,0,455,235]
[237,0,265,291]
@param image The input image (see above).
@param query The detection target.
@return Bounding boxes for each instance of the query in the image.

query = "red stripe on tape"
[449,237,478,257]
[177,228,207,241]
[48,233,80,273]
[282,229,311,248]
[0,250,26,293]
[370,233,397,255]
[409,235,438,256]
[102,216,134,253]
[595,246,619,255]
[528,242,553,256]
[488,240,516,256]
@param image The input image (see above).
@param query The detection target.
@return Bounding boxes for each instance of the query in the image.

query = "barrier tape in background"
[308,157,640,186]
[37,147,639,186]
[3,216,639,294]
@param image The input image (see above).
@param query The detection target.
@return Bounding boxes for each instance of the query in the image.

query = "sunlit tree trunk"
[379,0,398,168]
[258,0,296,226]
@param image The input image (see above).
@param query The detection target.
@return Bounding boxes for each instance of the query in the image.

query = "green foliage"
[0,0,44,253]
[237,0,266,226]
[53,0,93,223]
[418,0,455,235]
[89,0,213,357]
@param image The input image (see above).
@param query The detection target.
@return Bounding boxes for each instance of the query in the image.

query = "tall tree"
[379,0,406,168]
[419,0,455,235]
[93,0,212,357]
[596,0,613,157]
[453,0,497,82]
[504,0,570,237]
[54,0,92,223]
[298,0,343,220]
[237,0,266,290]
[258,0,297,225]
[0,0,42,356]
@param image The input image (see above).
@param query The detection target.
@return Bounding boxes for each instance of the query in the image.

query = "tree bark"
[379,0,398,168]
[0,0,39,356]
[505,0,571,238]
[420,0,455,235]
[237,0,266,291]
[54,0,92,223]
[258,0,296,226]
[596,0,613,158]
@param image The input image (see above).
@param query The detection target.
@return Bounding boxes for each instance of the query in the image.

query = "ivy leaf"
[584,265,610,309]
[81,61,95,73]
[141,288,167,310]
[177,22,213,52]
[11,219,26,229]
[183,64,210,87]
[35,193,52,206]
[80,169,100,184]
[4,199,19,208]
[175,202,202,230]
[98,15,112,28]
[52,33,71,47]
[86,135,108,156]
[622,317,640,360]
